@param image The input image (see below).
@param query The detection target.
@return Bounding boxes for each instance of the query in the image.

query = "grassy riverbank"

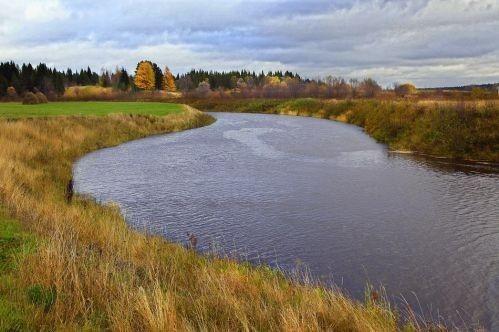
[0,103,416,330]
[190,98,499,163]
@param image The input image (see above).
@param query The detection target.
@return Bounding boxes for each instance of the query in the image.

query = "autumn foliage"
[163,66,177,92]
[134,61,156,90]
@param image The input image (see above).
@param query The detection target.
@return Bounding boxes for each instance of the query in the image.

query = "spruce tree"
[152,63,163,90]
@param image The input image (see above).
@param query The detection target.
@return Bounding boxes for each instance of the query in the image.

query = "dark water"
[74,113,499,329]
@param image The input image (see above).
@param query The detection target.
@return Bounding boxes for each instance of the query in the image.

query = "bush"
[22,92,39,105]
[6,86,17,99]
[394,83,417,97]
[35,92,48,103]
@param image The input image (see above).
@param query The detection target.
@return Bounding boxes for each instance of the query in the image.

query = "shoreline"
[0,105,404,330]
[189,98,499,165]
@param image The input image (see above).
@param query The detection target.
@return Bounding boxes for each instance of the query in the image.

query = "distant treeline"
[2,60,498,100]
[0,61,103,97]
[0,61,136,99]
[0,60,384,99]
[420,83,499,92]
[177,69,301,90]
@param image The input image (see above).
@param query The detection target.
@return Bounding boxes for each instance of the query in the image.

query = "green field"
[0,102,183,118]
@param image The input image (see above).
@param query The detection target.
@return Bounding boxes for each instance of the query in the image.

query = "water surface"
[74,113,499,329]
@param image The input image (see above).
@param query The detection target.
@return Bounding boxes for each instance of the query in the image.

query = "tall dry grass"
[63,86,182,101]
[0,106,411,330]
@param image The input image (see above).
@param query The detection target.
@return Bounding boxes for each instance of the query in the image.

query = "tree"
[20,63,35,93]
[52,73,65,95]
[152,63,163,90]
[177,75,194,93]
[195,80,211,97]
[358,78,382,98]
[325,76,351,98]
[134,61,155,90]
[0,74,8,96]
[117,68,131,91]
[99,69,111,87]
[394,83,417,97]
[349,78,359,98]
[163,66,177,92]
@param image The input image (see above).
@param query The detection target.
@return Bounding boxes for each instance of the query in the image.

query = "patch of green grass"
[0,102,184,118]
[0,209,24,273]
[27,285,56,313]
[0,207,34,331]
[0,297,27,332]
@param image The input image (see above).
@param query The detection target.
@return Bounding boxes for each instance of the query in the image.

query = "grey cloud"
[0,0,498,86]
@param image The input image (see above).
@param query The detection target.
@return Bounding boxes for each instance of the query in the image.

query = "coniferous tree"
[134,61,155,90]
[0,61,101,96]
[0,74,8,95]
[99,69,111,87]
[118,68,131,91]
[163,66,177,92]
[152,63,163,90]
[20,63,35,93]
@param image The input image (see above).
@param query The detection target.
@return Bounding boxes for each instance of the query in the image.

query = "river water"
[74,113,499,329]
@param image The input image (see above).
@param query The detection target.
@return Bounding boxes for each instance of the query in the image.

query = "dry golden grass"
[0,105,418,330]
[63,86,182,101]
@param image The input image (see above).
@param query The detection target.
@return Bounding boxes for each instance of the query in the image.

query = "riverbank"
[189,98,499,163]
[0,105,412,330]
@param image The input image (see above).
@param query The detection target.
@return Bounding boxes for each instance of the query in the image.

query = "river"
[74,112,499,329]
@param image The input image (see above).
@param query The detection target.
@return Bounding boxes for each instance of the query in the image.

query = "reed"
[0,105,416,330]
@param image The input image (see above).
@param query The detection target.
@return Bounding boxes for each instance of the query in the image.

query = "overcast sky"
[0,0,498,87]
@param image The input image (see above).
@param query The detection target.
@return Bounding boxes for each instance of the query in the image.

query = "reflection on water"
[74,113,499,329]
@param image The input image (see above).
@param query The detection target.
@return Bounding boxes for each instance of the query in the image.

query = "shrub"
[394,83,417,97]
[22,92,39,105]
[6,86,17,99]
[470,87,488,100]
[35,92,48,103]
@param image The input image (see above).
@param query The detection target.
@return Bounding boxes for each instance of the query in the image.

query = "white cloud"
[24,0,70,22]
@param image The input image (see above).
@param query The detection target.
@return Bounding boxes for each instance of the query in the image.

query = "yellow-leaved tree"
[134,61,155,90]
[163,66,177,92]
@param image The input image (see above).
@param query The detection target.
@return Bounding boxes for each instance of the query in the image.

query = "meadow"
[0,102,425,331]
[0,101,182,118]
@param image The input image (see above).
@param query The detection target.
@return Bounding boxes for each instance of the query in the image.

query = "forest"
[1,60,498,101]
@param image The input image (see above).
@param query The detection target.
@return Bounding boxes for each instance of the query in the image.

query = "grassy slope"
[0,103,407,330]
[190,98,499,163]
[0,101,183,118]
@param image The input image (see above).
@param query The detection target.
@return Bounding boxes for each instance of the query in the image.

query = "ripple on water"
[74,112,499,330]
